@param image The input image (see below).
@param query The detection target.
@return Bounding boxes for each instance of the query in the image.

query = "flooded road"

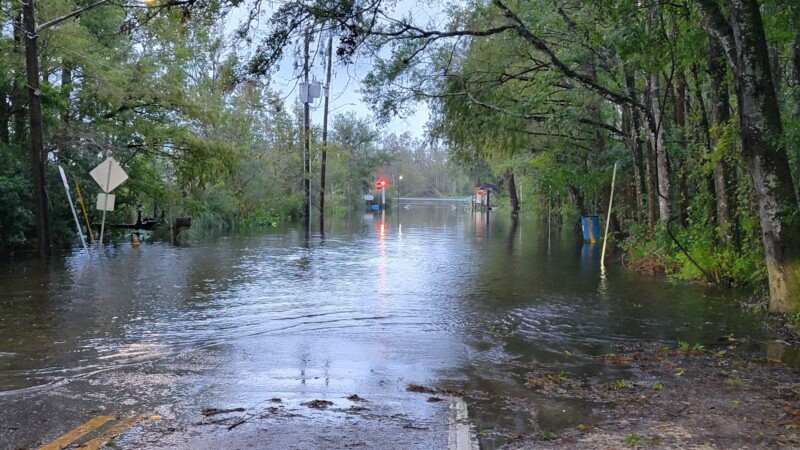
[0,204,774,448]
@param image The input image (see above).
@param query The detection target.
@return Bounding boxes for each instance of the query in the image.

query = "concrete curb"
[448,397,479,450]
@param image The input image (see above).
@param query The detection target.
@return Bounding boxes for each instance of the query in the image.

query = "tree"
[697,0,800,312]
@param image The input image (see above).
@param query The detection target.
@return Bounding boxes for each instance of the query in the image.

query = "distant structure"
[473,184,495,211]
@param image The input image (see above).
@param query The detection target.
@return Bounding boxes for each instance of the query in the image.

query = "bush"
[0,148,33,253]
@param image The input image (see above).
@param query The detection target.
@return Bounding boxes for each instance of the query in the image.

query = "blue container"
[370,204,380,211]
[581,215,600,243]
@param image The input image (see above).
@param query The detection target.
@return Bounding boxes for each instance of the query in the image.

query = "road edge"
[449,397,478,450]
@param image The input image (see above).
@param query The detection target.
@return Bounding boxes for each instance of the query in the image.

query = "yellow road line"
[77,415,145,450]
[39,415,116,450]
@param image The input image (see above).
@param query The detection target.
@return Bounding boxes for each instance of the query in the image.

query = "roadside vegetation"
[2,1,799,316]
[0,3,470,253]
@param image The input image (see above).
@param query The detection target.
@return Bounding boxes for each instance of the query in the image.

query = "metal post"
[397,175,403,207]
[58,167,89,256]
[601,162,618,268]
[98,161,112,247]
[75,180,94,243]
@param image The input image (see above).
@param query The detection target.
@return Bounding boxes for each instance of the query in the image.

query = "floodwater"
[0,203,781,448]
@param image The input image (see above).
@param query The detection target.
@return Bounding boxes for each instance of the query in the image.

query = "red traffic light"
[375,179,387,190]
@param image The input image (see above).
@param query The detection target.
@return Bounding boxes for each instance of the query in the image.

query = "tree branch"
[491,0,656,131]
[695,0,737,68]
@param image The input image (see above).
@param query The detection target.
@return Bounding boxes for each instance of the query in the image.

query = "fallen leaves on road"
[302,399,334,409]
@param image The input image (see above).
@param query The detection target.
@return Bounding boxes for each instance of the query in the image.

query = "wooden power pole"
[302,31,311,231]
[22,0,52,258]
[21,0,113,258]
[320,34,333,230]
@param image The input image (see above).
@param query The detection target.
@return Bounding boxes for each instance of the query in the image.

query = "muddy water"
[0,205,778,448]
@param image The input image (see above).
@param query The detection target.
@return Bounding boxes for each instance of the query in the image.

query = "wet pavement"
[0,203,780,449]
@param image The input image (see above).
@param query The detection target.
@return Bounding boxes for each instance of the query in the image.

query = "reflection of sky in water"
[0,206,784,445]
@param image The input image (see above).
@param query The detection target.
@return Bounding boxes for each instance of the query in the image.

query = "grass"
[677,341,705,353]
[614,379,635,390]
[725,378,749,387]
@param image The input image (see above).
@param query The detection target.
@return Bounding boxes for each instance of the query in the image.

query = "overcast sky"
[227,0,452,140]
[273,42,431,140]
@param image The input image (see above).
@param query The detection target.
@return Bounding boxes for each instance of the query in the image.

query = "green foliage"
[621,129,766,290]
[624,433,640,446]
[622,217,766,290]
[0,146,33,252]
[724,378,748,388]
[614,379,634,390]
[671,233,764,288]
[2,0,799,307]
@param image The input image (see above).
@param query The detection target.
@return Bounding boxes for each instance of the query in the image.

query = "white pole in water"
[58,166,89,257]
[600,162,618,269]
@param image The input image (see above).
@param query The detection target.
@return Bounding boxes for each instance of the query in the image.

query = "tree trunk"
[689,63,720,231]
[570,184,586,217]
[622,104,643,222]
[506,169,519,215]
[644,138,658,233]
[645,6,671,225]
[0,10,6,145]
[642,80,658,233]
[794,30,800,117]
[61,61,73,125]
[708,39,736,243]
[622,67,646,225]
[0,94,9,144]
[698,0,800,312]
[647,74,671,224]
[675,72,689,227]
[792,6,800,194]
[13,11,26,145]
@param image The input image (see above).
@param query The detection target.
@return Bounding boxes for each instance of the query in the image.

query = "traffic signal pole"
[375,179,387,209]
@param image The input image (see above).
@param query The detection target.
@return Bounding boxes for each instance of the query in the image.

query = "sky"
[272,41,431,140]
[225,0,452,140]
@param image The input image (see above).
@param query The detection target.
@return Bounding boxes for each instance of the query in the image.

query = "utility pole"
[22,0,51,258]
[22,0,114,259]
[319,34,333,231]
[302,31,311,231]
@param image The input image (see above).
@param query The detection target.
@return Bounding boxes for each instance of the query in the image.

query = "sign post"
[90,157,128,247]
[74,181,94,243]
[58,166,89,256]
[375,179,387,209]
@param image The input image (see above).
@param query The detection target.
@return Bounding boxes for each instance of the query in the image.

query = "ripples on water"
[0,207,772,398]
